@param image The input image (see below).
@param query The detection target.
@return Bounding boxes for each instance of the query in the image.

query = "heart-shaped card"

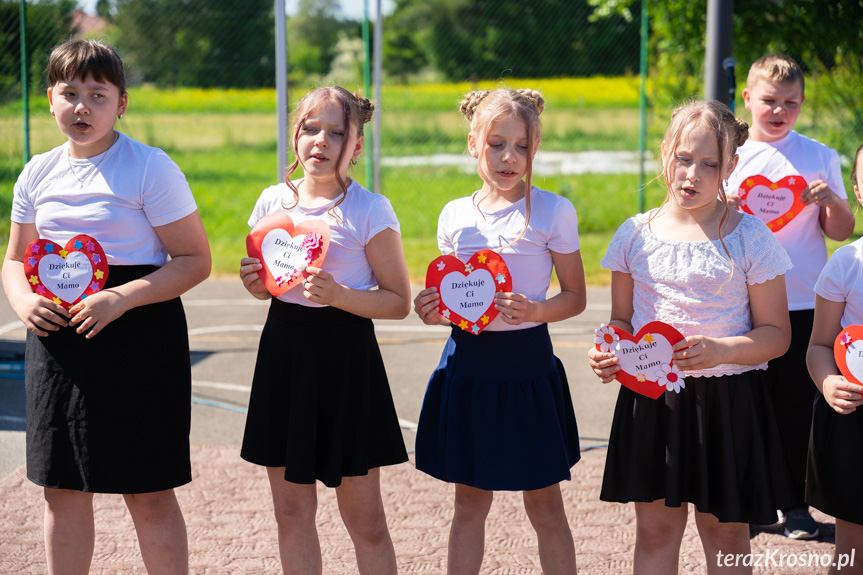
[24,235,109,310]
[246,212,330,297]
[425,249,511,335]
[594,321,686,399]
[834,325,863,386]
[737,175,807,232]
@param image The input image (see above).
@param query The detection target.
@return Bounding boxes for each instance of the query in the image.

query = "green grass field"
[1,78,859,286]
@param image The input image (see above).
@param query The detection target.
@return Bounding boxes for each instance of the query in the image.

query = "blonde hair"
[284,86,374,216]
[657,100,749,257]
[746,54,805,94]
[459,88,544,248]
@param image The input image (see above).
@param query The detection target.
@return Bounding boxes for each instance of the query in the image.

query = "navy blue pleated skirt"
[25,265,192,494]
[807,393,863,525]
[415,324,580,491]
[241,299,408,488]
[601,370,796,524]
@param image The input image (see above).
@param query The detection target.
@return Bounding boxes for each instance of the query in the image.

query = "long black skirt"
[25,265,192,494]
[807,393,863,525]
[240,299,408,488]
[601,370,796,524]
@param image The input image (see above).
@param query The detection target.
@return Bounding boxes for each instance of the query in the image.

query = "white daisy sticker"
[594,323,620,354]
[656,363,685,394]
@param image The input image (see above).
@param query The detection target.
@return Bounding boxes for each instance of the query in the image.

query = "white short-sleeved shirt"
[249,179,400,307]
[815,238,863,328]
[601,211,792,377]
[437,186,580,331]
[12,132,198,266]
[727,130,847,311]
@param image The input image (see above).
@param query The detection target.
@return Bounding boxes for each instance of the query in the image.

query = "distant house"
[70,9,106,38]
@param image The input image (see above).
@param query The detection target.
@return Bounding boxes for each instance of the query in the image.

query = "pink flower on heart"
[841,332,853,348]
[656,363,685,394]
[593,323,620,354]
[303,233,323,251]
[302,233,323,261]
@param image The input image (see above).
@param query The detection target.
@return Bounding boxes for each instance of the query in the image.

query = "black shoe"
[783,508,819,540]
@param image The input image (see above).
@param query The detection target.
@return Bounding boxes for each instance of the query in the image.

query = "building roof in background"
[71,9,106,38]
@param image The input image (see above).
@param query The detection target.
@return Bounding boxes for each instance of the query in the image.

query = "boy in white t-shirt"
[727,54,855,540]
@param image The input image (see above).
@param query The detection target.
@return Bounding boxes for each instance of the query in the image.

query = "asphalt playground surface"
[0,279,844,573]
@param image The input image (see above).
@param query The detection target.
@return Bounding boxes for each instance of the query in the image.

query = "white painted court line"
[0,322,24,336]
[0,415,25,424]
[192,380,252,393]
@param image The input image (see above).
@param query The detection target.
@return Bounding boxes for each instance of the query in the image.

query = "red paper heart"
[737,174,807,232]
[24,235,109,310]
[425,249,512,335]
[594,321,686,399]
[834,325,863,387]
[246,212,330,297]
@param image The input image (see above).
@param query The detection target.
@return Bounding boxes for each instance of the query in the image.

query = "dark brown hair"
[47,39,126,95]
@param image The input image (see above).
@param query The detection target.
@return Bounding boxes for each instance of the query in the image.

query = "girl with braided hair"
[414,88,585,574]
[239,86,409,574]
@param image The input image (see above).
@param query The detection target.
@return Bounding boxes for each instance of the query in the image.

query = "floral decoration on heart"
[23,234,109,310]
[246,212,330,297]
[425,249,512,335]
[833,325,863,387]
[737,174,807,232]
[594,321,686,399]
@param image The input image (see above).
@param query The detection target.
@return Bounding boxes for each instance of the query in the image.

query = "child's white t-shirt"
[815,238,863,328]
[601,210,792,377]
[437,186,580,332]
[727,130,847,311]
[12,132,198,266]
[249,179,400,307]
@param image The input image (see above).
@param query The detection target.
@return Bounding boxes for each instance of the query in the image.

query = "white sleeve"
[141,149,198,227]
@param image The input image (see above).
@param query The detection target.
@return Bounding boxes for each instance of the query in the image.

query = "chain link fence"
[2,0,862,279]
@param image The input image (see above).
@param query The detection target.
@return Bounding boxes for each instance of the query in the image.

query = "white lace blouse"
[601,210,792,377]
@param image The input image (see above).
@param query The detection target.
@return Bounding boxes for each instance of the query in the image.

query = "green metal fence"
[3,0,862,278]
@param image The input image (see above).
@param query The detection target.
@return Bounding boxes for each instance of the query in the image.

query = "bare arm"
[494,250,587,325]
[804,180,856,241]
[2,222,72,336]
[302,227,411,320]
[587,271,635,383]
[807,295,863,414]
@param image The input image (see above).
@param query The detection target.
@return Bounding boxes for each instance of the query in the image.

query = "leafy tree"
[385,0,640,82]
[113,0,274,88]
[287,0,357,84]
[588,0,863,103]
[589,0,863,154]
[1,0,76,104]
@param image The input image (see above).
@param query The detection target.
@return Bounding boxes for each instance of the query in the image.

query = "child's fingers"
[413,289,440,312]
[239,259,262,278]
[672,336,698,353]
[304,266,330,280]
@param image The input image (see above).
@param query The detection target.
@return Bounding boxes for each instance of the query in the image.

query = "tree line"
[3,0,861,105]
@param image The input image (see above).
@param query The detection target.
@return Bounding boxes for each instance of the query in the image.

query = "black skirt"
[807,393,863,525]
[25,265,192,494]
[240,299,408,488]
[415,324,580,491]
[601,370,796,524]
